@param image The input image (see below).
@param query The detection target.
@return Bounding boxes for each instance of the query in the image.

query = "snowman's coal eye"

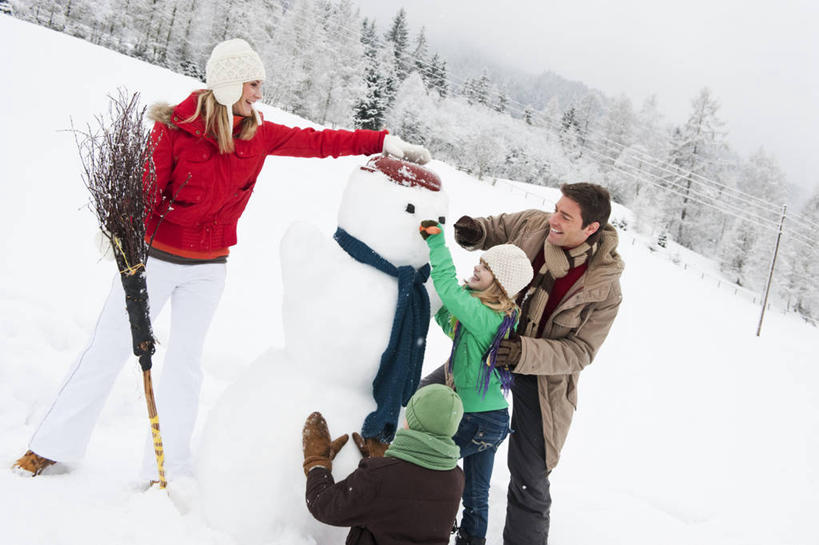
[438,216,446,224]
[405,203,415,214]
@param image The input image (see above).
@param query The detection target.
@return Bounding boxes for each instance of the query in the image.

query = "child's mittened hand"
[419,220,442,240]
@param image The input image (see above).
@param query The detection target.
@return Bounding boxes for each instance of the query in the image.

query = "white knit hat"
[205,38,266,125]
[482,244,534,298]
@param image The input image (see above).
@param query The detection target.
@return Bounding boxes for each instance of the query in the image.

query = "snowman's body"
[198,159,449,543]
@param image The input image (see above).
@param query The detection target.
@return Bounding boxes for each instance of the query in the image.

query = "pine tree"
[560,106,582,159]
[664,88,728,250]
[523,105,534,125]
[597,95,636,201]
[353,18,395,130]
[573,93,602,149]
[462,77,476,104]
[474,69,490,107]
[542,96,562,132]
[412,26,429,80]
[494,89,508,113]
[782,192,819,318]
[385,8,410,82]
[59,0,101,41]
[314,0,365,127]
[165,0,212,79]
[386,72,433,145]
[599,95,635,165]
[619,95,671,203]
[426,53,448,98]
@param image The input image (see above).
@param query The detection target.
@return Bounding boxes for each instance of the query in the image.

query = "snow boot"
[12,450,56,476]
[454,528,486,545]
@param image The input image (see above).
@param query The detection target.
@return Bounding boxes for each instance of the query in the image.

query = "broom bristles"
[74,89,157,270]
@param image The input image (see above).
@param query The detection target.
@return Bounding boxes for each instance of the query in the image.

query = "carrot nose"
[420,225,441,235]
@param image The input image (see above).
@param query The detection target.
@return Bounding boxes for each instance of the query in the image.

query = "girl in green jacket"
[420,221,533,545]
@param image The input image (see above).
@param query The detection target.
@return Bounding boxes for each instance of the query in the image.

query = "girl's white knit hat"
[205,38,266,108]
[482,244,534,298]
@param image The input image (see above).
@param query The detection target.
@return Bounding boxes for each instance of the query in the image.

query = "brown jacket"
[306,457,464,545]
[469,209,624,470]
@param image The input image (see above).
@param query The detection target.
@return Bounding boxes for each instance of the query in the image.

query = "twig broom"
[74,90,167,489]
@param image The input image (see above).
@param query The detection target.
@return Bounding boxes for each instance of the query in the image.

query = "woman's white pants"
[29,259,226,480]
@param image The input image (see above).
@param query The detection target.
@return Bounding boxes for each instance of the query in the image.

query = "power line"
[259,7,809,221]
[262,6,819,240]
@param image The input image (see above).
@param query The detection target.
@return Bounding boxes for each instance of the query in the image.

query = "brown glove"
[352,432,390,458]
[495,333,522,369]
[453,216,482,247]
[419,220,442,240]
[302,412,349,476]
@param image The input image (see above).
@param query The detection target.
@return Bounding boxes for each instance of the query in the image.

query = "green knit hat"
[405,384,464,437]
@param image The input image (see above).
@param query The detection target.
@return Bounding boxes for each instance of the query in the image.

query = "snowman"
[198,156,449,544]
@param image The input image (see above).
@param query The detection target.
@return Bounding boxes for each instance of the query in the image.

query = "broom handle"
[142,369,167,489]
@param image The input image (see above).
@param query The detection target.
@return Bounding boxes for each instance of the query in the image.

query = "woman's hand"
[382,134,432,164]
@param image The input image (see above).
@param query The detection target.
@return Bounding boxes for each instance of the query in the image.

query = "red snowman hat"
[361,156,441,191]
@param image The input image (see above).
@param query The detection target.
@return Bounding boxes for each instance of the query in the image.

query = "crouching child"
[302,384,465,544]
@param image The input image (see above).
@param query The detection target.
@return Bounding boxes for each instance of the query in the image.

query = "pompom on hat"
[482,244,534,298]
[205,38,266,125]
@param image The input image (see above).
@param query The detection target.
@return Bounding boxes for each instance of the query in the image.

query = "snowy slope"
[1,15,818,545]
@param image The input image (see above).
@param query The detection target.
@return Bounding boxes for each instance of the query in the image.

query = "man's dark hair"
[560,182,611,228]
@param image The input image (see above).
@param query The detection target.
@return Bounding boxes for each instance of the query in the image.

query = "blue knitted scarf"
[334,227,431,443]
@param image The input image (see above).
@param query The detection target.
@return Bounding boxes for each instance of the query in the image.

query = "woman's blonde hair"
[184,89,259,154]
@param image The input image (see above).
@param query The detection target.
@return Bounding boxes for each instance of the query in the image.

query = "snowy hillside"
[1,15,818,545]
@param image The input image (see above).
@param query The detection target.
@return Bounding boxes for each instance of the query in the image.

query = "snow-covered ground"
[1,15,818,545]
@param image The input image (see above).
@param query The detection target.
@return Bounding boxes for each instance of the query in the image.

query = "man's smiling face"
[547,196,599,248]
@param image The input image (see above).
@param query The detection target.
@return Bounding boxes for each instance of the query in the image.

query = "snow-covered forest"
[4,0,817,321]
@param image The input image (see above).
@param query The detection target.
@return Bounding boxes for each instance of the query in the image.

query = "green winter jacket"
[426,230,510,413]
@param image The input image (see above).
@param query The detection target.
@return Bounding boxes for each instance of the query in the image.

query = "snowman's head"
[338,156,449,268]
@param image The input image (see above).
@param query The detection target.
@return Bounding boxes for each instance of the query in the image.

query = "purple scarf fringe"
[447,310,518,399]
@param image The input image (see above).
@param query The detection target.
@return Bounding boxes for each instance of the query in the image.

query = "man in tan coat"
[448,182,624,544]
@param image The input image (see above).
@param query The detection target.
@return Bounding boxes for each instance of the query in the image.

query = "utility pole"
[757,204,787,336]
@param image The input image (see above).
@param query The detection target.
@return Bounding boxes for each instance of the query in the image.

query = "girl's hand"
[419,220,442,240]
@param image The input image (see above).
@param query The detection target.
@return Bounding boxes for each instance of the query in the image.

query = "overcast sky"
[353,0,819,200]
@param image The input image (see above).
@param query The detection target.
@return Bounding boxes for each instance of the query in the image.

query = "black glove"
[495,333,522,369]
[453,215,482,247]
[419,220,441,240]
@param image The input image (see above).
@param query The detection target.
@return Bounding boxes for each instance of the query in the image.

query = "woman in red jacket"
[13,38,430,483]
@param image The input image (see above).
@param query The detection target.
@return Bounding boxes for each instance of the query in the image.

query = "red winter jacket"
[145,91,386,254]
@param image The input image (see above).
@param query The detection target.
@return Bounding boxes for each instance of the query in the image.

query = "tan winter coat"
[469,209,624,470]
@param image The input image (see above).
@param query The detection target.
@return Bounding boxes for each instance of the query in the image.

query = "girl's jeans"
[453,407,510,538]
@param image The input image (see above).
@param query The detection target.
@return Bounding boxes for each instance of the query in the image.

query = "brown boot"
[12,450,56,476]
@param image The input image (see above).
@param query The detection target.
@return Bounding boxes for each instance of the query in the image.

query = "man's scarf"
[334,227,431,443]
[518,239,597,336]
